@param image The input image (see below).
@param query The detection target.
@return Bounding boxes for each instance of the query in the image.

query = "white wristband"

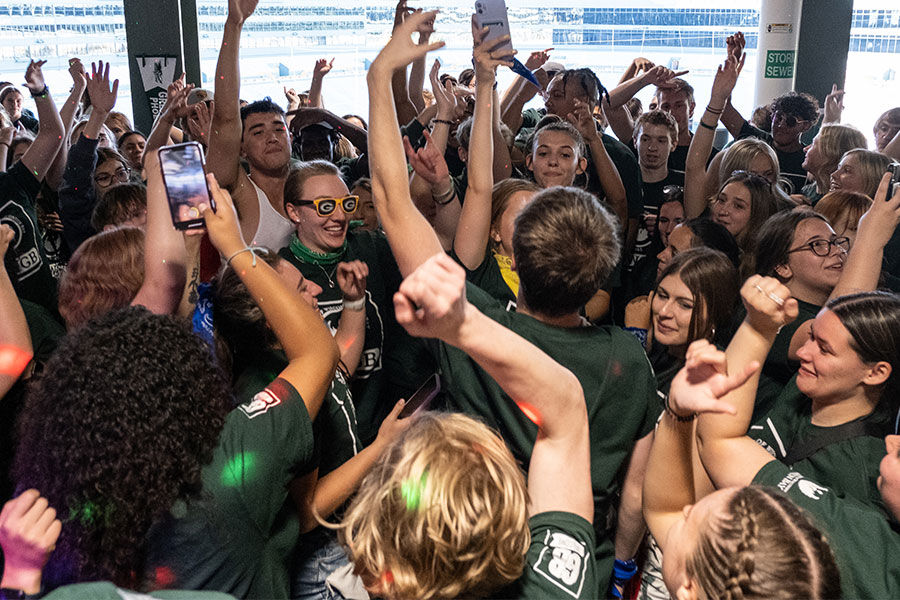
[343,297,365,312]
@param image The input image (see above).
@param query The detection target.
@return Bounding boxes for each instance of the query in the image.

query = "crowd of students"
[1,1,900,598]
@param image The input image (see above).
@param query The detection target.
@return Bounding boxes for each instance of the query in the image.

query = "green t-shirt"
[43,582,235,599]
[753,461,900,600]
[437,283,660,593]
[451,247,517,312]
[279,229,435,444]
[749,377,891,517]
[0,161,58,312]
[501,511,599,600]
[142,378,315,599]
[233,350,361,479]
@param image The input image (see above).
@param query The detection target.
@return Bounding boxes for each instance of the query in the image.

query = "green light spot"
[68,500,107,526]
[401,470,428,511]
[221,452,256,487]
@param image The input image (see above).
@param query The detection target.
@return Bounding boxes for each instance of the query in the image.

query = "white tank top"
[247,177,294,251]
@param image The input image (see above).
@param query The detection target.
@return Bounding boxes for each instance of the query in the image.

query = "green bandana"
[289,234,348,266]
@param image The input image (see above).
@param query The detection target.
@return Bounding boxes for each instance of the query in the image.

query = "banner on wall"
[136,56,178,120]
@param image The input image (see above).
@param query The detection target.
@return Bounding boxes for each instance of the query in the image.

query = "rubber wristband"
[343,297,365,311]
[705,104,724,114]
[433,186,457,206]
[29,84,49,98]
[698,120,717,131]
[0,142,9,148]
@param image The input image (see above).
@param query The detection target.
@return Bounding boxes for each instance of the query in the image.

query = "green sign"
[765,50,795,79]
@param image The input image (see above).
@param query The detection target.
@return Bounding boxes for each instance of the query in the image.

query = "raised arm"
[618,56,655,85]
[288,107,367,152]
[389,1,418,126]
[719,33,748,138]
[367,10,446,276]
[144,76,194,157]
[408,20,435,114]
[0,127,13,173]
[18,61,64,183]
[205,0,256,192]
[395,252,591,520]
[569,98,627,226]
[202,175,339,419]
[333,260,368,375]
[499,68,545,135]
[45,58,88,191]
[694,277,797,487]
[130,150,188,315]
[644,340,762,543]
[307,58,332,109]
[685,54,744,218]
[822,84,845,125]
[0,225,33,400]
[453,20,513,269]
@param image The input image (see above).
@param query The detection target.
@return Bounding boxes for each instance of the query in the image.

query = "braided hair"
[686,487,840,599]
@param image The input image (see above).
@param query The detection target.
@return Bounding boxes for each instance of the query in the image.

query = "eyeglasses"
[293,195,359,217]
[94,167,131,187]
[772,112,810,128]
[787,236,850,257]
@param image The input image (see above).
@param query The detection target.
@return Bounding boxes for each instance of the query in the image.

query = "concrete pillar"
[754,0,803,108]
[795,0,853,106]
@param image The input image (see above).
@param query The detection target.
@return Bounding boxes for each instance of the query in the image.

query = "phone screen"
[159,142,213,230]
[399,374,441,419]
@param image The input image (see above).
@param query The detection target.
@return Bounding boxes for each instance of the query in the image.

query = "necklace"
[316,263,338,289]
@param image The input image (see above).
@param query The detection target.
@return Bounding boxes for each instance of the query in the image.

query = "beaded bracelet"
[30,85,49,99]
[433,118,455,126]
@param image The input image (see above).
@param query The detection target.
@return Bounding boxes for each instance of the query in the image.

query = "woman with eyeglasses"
[280,159,434,446]
[741,175,900,518]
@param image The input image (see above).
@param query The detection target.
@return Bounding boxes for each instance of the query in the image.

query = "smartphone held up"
[158,142,215,230]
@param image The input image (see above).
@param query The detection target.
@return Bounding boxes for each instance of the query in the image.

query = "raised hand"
[393,252,468,342]
[855,171,900,249]
[726,31,746,61]
[158,75,194,124]
[403,130,450,186]
[336,260,369,302]
[372,10,445,74]
[86,60,119,114]
[631,56,655,75]
[645,65,690,89]
[393,0,413,30]
[23,60,48,94]
[823,83,845,124]
[284,86,301,109]
[710,53,746,106]
[471,16,516,85]
[0,126,14,147]
[0,489,62,595]
[313,58,334,79]
[68,57,86,87]
[740,275,798,337]
[187,100,214,144]
[525,47,554,71]
[567,97,600,141]
[668,340,758,418]
[227,0,258,26]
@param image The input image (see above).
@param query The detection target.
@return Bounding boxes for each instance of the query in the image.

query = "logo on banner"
[136,56,178,119]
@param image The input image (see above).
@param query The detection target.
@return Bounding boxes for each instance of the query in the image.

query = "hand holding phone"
[474,0,513,55]
[158,142,214,230]
[399,373,441,418]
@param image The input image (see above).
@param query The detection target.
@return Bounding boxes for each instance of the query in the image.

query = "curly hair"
[338,412,530,599]
[771,91,820,124]
[13,307,231,588]
[58,227,145,330]
[686,487,840,599]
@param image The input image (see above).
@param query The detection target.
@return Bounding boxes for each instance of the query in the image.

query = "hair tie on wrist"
[665,395,696,422]
[343,297,366,311]
[225,246,257,268]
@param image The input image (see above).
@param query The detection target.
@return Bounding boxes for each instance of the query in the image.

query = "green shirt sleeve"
[509,511,599,599]
[213,378,315,533]
[752,461,900,600]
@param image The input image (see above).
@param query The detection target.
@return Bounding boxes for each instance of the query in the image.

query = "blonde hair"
[808,124,867,191]
[718,138,780,188]
[687,487,840,599]
[338,413,530,599]
[839,149,893,199]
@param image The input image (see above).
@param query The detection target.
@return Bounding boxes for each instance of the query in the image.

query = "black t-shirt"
[632,170,685,268]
